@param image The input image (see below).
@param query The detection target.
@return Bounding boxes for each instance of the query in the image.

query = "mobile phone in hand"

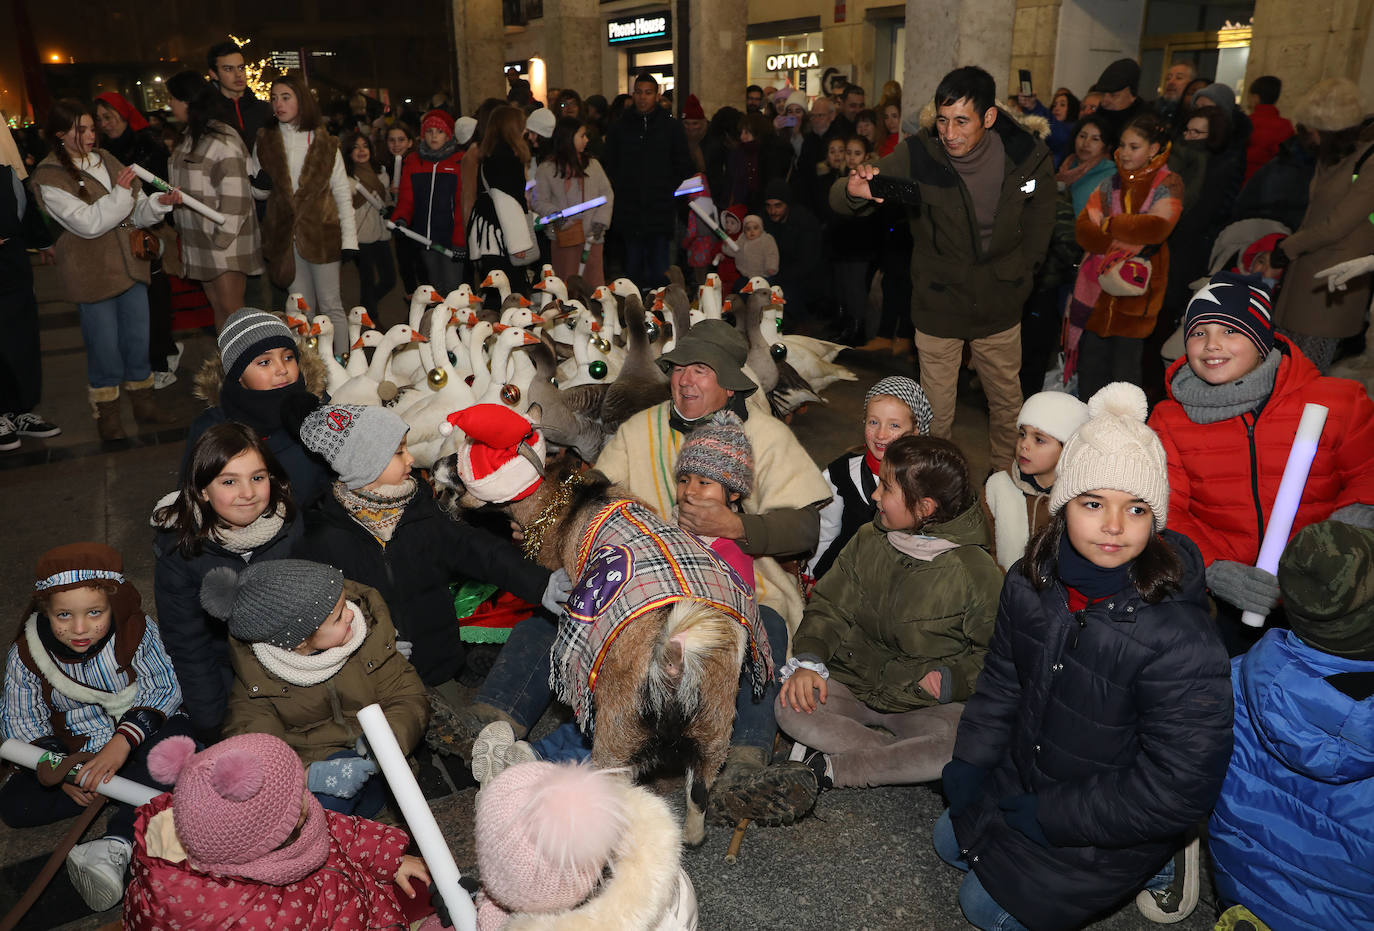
[867,173,921,206]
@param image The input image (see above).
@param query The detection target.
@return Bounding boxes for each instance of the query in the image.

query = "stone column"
[1248,0,1374,98]
[452,0,507,115]
[1011,0,1062,103]
[542,0,603,98]
[903,0,1015,123]
[685,0,748,116]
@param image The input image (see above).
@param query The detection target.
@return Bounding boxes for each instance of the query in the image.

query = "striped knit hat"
[676,411,754,498]
[1184,271,1274,359]
[218,308,297,382]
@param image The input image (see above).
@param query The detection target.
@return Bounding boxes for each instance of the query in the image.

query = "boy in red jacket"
[393,109,469,294]
[1149,271,1374,650]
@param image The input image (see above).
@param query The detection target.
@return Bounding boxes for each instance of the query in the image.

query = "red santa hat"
[443,404,547,503]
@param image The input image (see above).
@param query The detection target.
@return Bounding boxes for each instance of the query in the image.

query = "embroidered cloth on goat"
[550,498,772,732]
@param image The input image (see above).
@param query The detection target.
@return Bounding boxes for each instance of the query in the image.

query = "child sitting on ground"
[1148,271,1374,651]
[0,543,191,912]
[807,376,932,588]
[1207,519,1374,931]
[185,307,330,506]
[153,422,300,742]
[776,436,1002,791]
[204,558,428,817]
[733,214,779,284]
[293,401,561,693]
[938,383,1234,931]
[124,732,445,930]
[982,391,1089,571]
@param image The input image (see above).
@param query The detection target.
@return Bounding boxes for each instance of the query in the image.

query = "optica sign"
[766,51,820,71]
[607,14,671,44]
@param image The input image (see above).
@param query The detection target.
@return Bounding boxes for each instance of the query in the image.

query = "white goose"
[532,273,568,313]
[401,312,479,467]
[479,323,541,409]
[465,320,496,401]
[557,304,617,388]
[331,324,426,406]
[345,307,378,378]
[698,274,725,320]
[443,283,483,312]
[480,269,517,304]
[764,284,846,362]
[306,316,350,394]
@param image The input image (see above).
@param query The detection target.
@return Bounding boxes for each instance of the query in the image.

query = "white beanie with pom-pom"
[1048,382,1169,530]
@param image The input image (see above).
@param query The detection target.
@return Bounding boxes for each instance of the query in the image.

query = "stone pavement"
[0,256,1217,929]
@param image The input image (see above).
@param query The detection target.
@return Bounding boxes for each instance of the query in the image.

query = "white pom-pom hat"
[1048,382,1169,530]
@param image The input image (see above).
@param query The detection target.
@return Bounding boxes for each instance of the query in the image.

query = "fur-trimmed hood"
[193,334,328,408]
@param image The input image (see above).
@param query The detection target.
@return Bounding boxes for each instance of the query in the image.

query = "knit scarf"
[24,614,138,720]
[251,601,367,686]
[1054,153,1105,188]
[1169,349,1281,425]
[332,478,417,543]
[192,794,331,886]
[1057,534,1132,599]
[948,128,1005,250]
[417,137,459,163]
[1114,143,1172,213]
[220,374,310,436]
[214,504,287,554]
[885,530,960,562]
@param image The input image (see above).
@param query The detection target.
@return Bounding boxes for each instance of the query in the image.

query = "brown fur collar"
[255,125,343,285]
[194,333,328,407]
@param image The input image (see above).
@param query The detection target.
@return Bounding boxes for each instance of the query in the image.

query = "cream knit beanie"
[1049,383,1169,530]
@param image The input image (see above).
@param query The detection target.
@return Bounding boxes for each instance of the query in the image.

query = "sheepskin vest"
[30,149,151,303]
[256,125,342,286]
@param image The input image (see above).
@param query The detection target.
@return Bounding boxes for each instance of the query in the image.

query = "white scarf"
[214,505,287,554]
[885,531,961,562]
[250,601,367,686]
[23,614,138,720]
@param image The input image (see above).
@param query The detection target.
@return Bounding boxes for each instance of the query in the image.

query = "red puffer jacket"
[123,793,416,930]
[1149,338,1374,567]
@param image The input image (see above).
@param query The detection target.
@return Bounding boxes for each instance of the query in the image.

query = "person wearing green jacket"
[777,436,1002,789]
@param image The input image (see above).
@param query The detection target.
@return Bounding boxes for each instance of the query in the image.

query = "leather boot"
[124,377,177,426]
[706,745,818,826]
[89,386,126,441]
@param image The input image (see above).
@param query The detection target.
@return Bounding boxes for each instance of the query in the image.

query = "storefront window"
[747,33,824,97]
[628,49,674,94]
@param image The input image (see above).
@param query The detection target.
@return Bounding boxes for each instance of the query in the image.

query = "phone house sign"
[766,51,820,71]
[607,14,670,44]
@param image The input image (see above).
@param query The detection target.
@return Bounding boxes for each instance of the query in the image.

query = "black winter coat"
[602,106,693,237]
[152,516,302,740]
[949,531,1233,931]
[297,473,551,686]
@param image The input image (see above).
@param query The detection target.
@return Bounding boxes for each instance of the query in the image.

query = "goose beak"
[351,337,365,349]
[652,296,664,310]
[530,313,546,324]
[591,287,604,299]
[410,330,428,342]
[360,311,377,328]
[295,297,309,310]
[517,295,532,307]
[771,294,787,305]
[494,323,509,333]
[590,321,602,332]
[521,332,541,345]
[469,297,482,307]
[310,322,322,335]
[533,281,546,291]
[740,281,755,293]
[285,315,305,331]
[480,275,495,288]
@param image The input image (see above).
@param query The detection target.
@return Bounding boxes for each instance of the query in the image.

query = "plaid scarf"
[551,499,772,732]
[332,478,417,543]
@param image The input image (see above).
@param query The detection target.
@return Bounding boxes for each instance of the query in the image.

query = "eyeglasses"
[1183,128,1209,138]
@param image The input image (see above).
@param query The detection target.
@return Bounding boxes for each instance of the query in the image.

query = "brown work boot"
[125,377,177,426]
[707,745,819,826]
[890,337,914,356]
[425,689,524,760]
[89,386,126,441]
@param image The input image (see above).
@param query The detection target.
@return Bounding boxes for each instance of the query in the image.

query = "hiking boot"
[66,836,132,912]
[425,692,522,760]
[0,416,18,451]
[126,381,177,426]
[1135,833,1200,923]
[707,745,818,826]
[9,411,61,438]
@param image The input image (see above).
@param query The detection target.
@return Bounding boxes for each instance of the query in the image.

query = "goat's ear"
[526,402,543,426]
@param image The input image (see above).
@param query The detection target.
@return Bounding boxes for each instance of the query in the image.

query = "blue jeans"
[477,605,788,754]
[531,721,592,763]
[79,282,151,388]
[312,751,387,818]
[623,234,671,290]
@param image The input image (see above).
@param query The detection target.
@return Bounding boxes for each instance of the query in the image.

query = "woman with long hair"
[250,74,358,356]
[30,98,182,440]
[532,117,614,286]
[166,71,263,334]
[467,105,535,302]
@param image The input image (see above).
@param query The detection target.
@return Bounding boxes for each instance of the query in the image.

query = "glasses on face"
[1183,127,1208,138]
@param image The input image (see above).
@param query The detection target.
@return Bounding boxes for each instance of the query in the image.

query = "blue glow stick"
[534,195,608,228]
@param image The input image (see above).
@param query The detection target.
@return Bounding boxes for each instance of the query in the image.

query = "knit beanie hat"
[865,376,933,435]
[1049,383,1169,530]
[675,410,754,498]
[1184,270,1275,359]
[1293,77,1365,132]
[526,107,556,140]
[218,308,297,383]
[1195,83,1236,114]
[298,403,410,489]
[455,116,478,145]
[781,90,808,113]
[742,214,764,231]
[1017,391,1090,444]
[1278,520,1374,660]
[444,403,547,504]
[147,733,329,885]
[422,108,455,138]
[201,560,344,650]
[31,542,143,642]
[476,762,629,914]
[682,94,706,121]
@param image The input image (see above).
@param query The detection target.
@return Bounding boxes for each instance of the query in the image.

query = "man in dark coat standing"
[602,72,694,288]
[204,40,272,150]
[762,180,827,323]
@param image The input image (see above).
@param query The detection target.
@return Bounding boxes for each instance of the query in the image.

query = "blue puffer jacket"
[949,530,1233,931]
[1209,630,1374,931]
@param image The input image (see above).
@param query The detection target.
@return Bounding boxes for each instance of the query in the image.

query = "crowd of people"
[0,39,1373,931]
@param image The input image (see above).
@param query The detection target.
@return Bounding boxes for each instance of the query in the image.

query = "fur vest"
[30,149,151,303]
[982,469,1053,572]
[257,124,342,286]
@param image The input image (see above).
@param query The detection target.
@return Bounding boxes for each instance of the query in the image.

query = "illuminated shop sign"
[766,51,820,71]
[607,14,670,44]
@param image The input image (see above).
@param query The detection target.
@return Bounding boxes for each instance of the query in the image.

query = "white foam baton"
[689,198,740,254]
[0,739,160,807]
[385,219,464,262]
[534,195,607,229]
[355,181,387,213]
[356,703,476,931]
[1241,402,1330,628]
[128,164,227,226]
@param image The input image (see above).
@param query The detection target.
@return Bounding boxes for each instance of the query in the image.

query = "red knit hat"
[94,92,149,133]
[1240,232,1286,274]
[422,108,455,138]
[444,404,546,503]
[682,94,706,121]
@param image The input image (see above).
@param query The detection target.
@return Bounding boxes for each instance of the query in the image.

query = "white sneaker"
[66,836,133,912]
[471,720,516,787]
[166,340,185,374]
[152,370,178,390]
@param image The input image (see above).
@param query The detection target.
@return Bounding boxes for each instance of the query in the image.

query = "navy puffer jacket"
[950,530,1233,931]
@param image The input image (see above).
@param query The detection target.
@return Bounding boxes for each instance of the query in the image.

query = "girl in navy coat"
[936,383,1233,931]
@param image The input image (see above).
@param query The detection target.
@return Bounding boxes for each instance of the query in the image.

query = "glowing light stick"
[689,199,740,254]
[1241,403,1329,628]
[1,739,160,807]
[129,164,226,225]
[674,177,705,197]
[534,196,607,228]
[385,220,463,261]
[356,704,476,931]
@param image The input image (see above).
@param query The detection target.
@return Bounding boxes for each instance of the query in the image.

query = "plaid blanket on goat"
[551,499,772,732]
